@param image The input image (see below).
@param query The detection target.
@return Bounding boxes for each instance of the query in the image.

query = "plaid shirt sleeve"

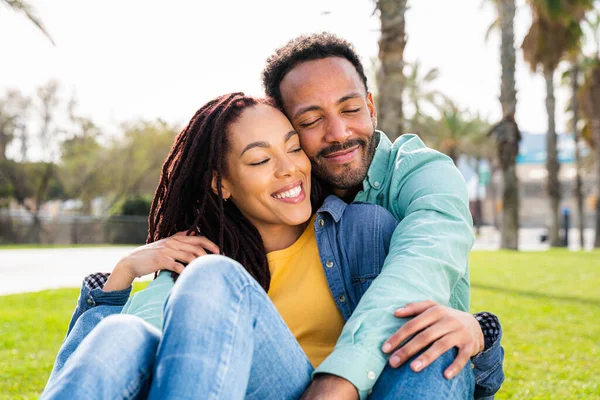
[474,311,501,351]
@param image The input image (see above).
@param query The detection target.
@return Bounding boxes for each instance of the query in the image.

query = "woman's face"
[219,104,312,231]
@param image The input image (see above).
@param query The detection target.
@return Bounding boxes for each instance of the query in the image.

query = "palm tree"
[521,0,592,247]
[375,0,407,141]
[567,60,588,249]
[579,60,600,248]
[403,60,447,137]
[1,0,54,45]
[488,0,521,250]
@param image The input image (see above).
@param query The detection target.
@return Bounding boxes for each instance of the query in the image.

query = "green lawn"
[1,251,599,399]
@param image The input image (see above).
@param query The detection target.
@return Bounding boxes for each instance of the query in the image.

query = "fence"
[0,212,148,245]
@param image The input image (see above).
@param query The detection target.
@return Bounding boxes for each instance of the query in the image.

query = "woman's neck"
[258,222,308,253]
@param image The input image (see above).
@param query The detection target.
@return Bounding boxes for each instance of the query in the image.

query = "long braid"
[147,93,272,291]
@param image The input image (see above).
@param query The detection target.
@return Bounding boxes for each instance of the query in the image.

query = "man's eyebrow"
[240,141,269,156]
[292,92,364,120]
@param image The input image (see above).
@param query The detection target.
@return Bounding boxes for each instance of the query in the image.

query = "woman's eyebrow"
[240,131,297,156]
[284,130,297,142]
[240,141,269,156]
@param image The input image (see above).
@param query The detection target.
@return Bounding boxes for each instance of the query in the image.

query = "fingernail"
[445,370,454,379]
[411,360,422,371]
[394,307,404,313]
[382,343,392,353]
[390,355,401,367]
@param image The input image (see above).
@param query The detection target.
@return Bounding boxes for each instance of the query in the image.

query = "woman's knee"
[177,254,254,291]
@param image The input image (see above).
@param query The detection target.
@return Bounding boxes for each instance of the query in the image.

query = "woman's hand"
[103,231,219,291]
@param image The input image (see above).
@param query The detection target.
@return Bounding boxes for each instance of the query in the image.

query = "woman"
[42,93,489,399]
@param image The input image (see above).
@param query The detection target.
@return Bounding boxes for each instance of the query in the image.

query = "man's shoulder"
[376,131,454,173]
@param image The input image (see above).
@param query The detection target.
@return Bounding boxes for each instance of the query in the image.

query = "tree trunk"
[497,0,520,250]
[376,0,407,141]
[571,64,586,249]
[594,118,600,248]
[544,69,561,247]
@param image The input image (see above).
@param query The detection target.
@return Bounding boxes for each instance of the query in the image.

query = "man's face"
[279,57,377,192]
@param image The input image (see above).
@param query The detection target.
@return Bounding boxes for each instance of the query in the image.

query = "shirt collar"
[316,195,348,223]
[364,130,392,191]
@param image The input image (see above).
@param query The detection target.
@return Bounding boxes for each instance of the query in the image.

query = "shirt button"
[367,371,376,380]
[325,260,334,268]
[87,297,94,306]
[318,219,325,227]
[373,181,380,187]
[338,294,346,303]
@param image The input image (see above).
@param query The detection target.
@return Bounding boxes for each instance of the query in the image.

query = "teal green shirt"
[314,132,473,398]
[121,271,173,330]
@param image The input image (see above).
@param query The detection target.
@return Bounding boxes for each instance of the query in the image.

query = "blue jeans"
[42,255,474,399]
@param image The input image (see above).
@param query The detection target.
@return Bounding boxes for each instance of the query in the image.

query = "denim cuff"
[314,344,386,400]
[472,324,504,398]
[76,279,132,313]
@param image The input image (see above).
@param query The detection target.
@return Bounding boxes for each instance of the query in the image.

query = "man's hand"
[381,300,485,379]
[300,374,359,400]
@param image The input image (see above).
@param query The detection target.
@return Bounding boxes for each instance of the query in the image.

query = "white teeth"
[273,185,302,199]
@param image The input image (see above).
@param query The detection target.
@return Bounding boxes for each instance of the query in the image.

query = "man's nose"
[324,117,351,143]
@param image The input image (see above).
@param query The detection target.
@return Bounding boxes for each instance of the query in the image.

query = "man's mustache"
[317,138,366,158]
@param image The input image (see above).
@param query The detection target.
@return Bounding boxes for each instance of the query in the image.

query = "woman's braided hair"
[147,92,324,291]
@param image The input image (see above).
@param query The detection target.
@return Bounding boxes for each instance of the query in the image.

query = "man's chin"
[314,163,367,190]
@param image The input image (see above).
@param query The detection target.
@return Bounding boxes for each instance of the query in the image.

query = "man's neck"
[332,186,361,203]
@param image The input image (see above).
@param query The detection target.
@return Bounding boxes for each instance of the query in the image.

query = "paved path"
[0,227,596,295]
[0,247,149,296]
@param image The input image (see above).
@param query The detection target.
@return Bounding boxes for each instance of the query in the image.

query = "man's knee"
[90,314,160,351]
[370,348,475,400]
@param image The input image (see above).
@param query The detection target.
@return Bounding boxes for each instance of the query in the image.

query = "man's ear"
[211,171,231,200]
[366,92,378,129]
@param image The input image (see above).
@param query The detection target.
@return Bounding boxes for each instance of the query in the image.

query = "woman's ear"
[211,171,231,200]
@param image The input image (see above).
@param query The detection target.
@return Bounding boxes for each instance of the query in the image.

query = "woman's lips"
[271,182,306,204]
[323,146,359,164]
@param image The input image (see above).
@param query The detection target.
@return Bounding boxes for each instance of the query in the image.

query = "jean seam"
[208,282,255,400]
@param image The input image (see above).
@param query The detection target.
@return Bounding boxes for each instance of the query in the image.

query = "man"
[261,32,503,399]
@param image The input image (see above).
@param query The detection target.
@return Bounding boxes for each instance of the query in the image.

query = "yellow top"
[267,215,346,368]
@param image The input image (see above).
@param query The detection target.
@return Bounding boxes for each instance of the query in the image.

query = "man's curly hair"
[262,32,369,110]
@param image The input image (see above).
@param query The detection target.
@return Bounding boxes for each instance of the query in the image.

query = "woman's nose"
[274,155,298,178]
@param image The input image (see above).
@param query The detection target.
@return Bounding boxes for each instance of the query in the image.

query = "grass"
[1,251,599,399]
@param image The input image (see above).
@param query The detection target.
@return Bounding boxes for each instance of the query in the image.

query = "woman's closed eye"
[343,108,360,114]
[249,158,270,166]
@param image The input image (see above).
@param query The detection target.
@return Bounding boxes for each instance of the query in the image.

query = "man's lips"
[322,146,359,164]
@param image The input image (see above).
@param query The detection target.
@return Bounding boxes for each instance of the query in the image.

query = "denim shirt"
[63,196,503,399]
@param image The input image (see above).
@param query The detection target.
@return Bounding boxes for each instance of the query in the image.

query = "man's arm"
[314,144,475,398]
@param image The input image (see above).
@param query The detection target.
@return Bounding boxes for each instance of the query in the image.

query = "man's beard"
[311,131,377,190]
